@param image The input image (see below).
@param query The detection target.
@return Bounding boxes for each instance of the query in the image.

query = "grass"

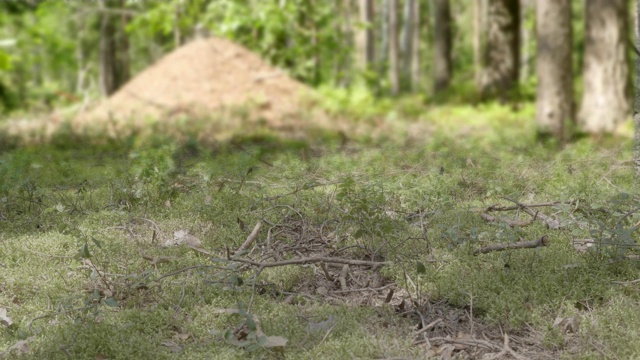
[0,101,639,359]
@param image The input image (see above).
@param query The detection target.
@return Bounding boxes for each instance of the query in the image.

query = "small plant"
[212,302,288,353]
[576,192,640,258]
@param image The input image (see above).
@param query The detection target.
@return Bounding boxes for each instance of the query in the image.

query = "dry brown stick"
[485,333,530,360]
[484,200,574,212]
[339,265,349,291]
[232,256,391,269]
[429,337,502,351]
[499,196,551,221]
[484,334,509,360]
[473,236,549,256]
[319,262,334,281]
[480,213,535,227]
[233,221,262,257]
[415,318,443,336]
[612,278,640,285]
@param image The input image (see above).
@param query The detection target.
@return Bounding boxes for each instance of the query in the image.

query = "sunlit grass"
[0,101,638,358]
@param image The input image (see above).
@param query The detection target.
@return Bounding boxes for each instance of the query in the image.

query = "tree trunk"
[378,0,389,79]
[635,0,640,176]
[99,0,130,96]
[355,0,375,73]
[336,0,353,86]
[478,0,520,100]
[535,0,573,141]
[578,0,630,134]
[410,0,420,91]
[433,0,452,93]
[388,0,400,95]
[520,0,533,82]
[401,0,413,87]
[473,0,486,88]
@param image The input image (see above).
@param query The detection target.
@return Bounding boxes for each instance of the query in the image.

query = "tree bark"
[578,0,630,134]
[99,0,130,96]
[410,0,420,91]
[535,0,573,141]
[401,0,414,87]
[433,0,452,93]
[473,0,486,88]
[388,0,400,95]
[355,0,375,73]
[378,0,389,81]
[520,0,533,82]
[635,0,640,176]
[336,0,353,86]
[478,0,520,100]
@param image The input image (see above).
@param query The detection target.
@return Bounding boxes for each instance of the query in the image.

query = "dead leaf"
[553,316,581,333]
[0,307,13,327]
[572,239,595,253]
[306,315,336,334]
[260,335,288,348]
[4,337,33,356]
[95,353,109,360]
[183,234,203,248]
[164,229,203,248]
[316,287,328,296]
[173,333,191,341]
[161,340,183,353]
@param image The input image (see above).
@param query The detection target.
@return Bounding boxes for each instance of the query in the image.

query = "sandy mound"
[72,37,329,140]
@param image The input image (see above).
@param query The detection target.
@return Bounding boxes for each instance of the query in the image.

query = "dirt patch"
[198,212,564,360]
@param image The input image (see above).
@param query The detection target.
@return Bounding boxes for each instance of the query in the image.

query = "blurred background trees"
[0,0,636,141]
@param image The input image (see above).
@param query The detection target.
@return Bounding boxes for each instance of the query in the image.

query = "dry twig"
[473,236,549,255]
[232,256,390,269]
[234,221,262,257]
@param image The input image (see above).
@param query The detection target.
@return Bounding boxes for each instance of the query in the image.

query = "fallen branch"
[612,278,640,285]
[415,318,443,336]
[500,196,561,229]
[473,236,549,256]
[484,200,574,212]
[484,333,529,360]
[429,336,502,351]
[232,256,391,269]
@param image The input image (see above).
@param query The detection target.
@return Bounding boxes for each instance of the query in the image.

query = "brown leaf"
[0,307,13,327]
[173,333,191,341]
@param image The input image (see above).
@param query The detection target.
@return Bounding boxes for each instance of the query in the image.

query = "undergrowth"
[0,103,639,359]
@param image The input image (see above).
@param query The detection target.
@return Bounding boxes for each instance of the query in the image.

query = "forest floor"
[0,101,639,359]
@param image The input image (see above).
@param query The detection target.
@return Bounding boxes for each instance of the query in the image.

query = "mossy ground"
[1,101,639,359]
